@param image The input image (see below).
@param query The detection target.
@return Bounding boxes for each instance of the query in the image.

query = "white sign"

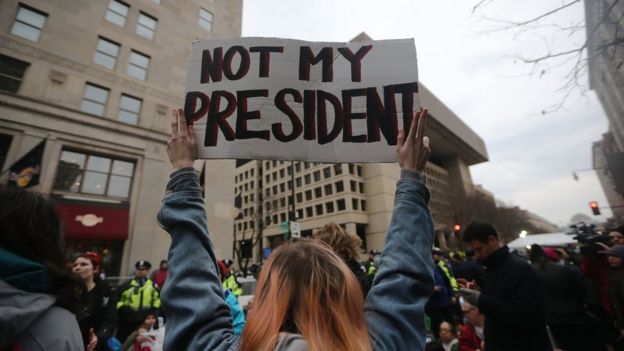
[290,221,301,239]
[185,37,420,162]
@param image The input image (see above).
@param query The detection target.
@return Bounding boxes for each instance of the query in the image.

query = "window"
[118,94,141,124]
[297,209,303,219]
[94,37,120,69]
[137,13,157,40]
[198,8,214,31]
[0,54,30,93]
[296,193,303,203]
[11,4,47,42]
[279,169,285,178]
[295,163,301,172]
[337,199,346,211]
[324,184,333,195]
[295,177,302,187]
[305,190,312,201]
[315,204,323,215]
[272,172,277,181]
[272,214,278,224]
[306,207,313,218]
[352,198,359,210]
[54,150,134,198]
[334,164,342,175]
[127,51,150,81]
[326,202,334,214]
[280,198,286,207]
[304,174,311,184]
[361,200,366,211]
[313,171,321,181]
[349,164,355,174]
[335,181,344,192]
[350,180,357,192]
[314,187,322,198]
[272,185,277,194]
[106,0,129,27]
[266,201,271,210]
[359,182,365,194]
[357,165,363,177]
[323,167,332,178]
[280,213,286,222]
[81,83,109,116]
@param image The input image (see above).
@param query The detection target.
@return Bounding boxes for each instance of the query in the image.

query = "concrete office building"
[233,83,488,262]
[586,0,624,221]
[0,0,242,275]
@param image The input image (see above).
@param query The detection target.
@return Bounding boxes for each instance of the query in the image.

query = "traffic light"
[453,224,462,235]
[589,201,601,216]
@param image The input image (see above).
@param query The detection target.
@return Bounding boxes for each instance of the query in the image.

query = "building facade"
[233,83,489,263]
[0,0,242,275]
[586,0,624,222]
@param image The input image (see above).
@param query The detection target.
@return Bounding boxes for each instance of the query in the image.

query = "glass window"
[315,204,323,215]
[359,182,365,193]
[137,12,157,40]
[326,202,334,214]
[324,184,333,195]
[106,0,129,27]
[296,193,303,203]
[0,54,30,93]
[304,174,311,184]
[11,5,47,42]
[295,163,301,172]
[314,187,322,198]
[337,199,346,211]
[334,164,342,175]
[295,177,302,187]
[118,94,141,124]
[357,165,363,177]
[280,213,286,222]
[94,37,120,69]
[361,200,366,211]
[280,198,286,207]
[280,183,285,192]
[335,181,344,192]
[198,8,214,31]
[81,83,109,116]
[313,171,320,181]
[297,209,303,219]
[272,214,278,224]
[352,198,359,210]
[279,169,285,178]
[323,167,332,178]
[127,51,150,81]
[305,190,312,201]
[349,164,355,174]
[305,207,313,217]
[350,180,357,192]
[54,150,134,198]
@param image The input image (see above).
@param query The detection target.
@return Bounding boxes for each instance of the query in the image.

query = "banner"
[8,140,45,188]
[185,37,419,162]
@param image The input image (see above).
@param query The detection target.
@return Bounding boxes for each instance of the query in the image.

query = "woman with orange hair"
[158,107,434,350]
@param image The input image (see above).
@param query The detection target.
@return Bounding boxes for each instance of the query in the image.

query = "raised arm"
[365,109,435,350]
[157,109,238,351]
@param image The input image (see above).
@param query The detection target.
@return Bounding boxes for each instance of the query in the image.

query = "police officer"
[115,260,161,342]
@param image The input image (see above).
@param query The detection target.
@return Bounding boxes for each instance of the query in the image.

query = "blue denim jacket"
[158,168,434,350]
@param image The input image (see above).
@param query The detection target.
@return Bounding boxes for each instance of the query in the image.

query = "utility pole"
[288,161,297,239]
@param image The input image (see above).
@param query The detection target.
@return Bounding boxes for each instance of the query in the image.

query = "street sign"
[290,221,301,239]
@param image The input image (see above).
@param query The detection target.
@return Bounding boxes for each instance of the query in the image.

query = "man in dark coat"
[460,221,551,351]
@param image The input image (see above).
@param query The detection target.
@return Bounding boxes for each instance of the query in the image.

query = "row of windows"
[0,52,144,125]
[263,163,363,184]
[94,37,150,81]
[264,179,363,202]
[9,1,213,45]
[235,167,256,182]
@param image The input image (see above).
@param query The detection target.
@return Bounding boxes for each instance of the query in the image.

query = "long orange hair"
[240,239,371,351]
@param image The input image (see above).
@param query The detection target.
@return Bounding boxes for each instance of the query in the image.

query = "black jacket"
[346,258,371,297]
[533,261,588,325]
[79,280,117,350]
[477,246,551,351]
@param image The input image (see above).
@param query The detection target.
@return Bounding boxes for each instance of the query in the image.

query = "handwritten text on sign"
[184,38,419,162]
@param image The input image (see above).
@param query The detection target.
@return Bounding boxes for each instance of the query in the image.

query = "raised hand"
[167,108,197,170]
[396,108,430,174]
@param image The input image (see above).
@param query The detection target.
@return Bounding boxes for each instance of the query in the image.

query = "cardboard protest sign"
[185,37,419,162]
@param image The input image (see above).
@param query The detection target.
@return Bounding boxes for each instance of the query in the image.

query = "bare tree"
[473,0,624,113]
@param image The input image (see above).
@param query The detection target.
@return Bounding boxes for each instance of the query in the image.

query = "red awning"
[57,201,129,240]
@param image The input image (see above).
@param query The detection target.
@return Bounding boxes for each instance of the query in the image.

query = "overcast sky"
[241,0,611,227]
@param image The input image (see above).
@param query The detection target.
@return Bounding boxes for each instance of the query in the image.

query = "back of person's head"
[462,221,498,243]
[241,239,371,351]
[313,222,362,262]
[0,188,84,315]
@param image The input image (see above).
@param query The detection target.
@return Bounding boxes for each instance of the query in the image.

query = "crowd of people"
[1,106,623,350]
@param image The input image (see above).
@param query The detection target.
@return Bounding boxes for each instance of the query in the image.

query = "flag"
[8,140,45,188]
[233,192,243,220]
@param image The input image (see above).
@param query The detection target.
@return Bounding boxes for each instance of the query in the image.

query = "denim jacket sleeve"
[157,168,239,351]
[365,172,435,351]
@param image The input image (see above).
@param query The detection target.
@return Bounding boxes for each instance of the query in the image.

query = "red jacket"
[459,323,482,351]
[152,270,168,289]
